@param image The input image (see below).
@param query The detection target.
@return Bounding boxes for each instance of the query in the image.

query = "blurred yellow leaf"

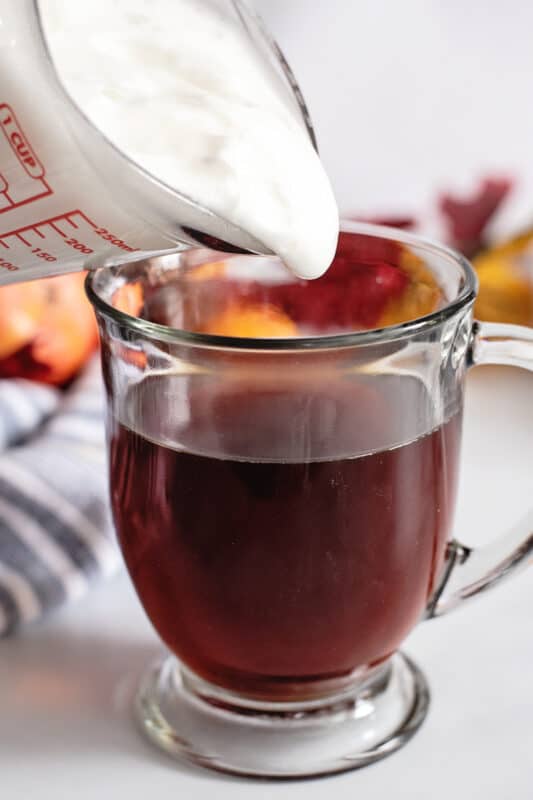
[473,232,533,326]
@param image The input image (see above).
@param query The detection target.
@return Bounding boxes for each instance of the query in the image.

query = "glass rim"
[85,220,478,351]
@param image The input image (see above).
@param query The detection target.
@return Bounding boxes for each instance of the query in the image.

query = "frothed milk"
[38,0,339,278]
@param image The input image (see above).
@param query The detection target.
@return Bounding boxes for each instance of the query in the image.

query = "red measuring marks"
[0,209,138,273]
[0,103,53,213]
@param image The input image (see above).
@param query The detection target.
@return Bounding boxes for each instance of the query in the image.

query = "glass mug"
[87,221,533,778]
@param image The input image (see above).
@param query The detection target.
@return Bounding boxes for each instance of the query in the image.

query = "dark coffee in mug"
[110,372,461,699]
[88,223,532,776]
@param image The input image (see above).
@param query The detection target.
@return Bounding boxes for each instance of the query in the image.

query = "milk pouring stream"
[0,0,339,285]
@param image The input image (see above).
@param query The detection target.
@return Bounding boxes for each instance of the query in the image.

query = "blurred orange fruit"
[0,272,98,385]
[202,303,298,338]
[112,281,145,316]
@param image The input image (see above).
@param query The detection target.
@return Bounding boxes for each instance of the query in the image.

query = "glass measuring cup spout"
[0,0,320,284]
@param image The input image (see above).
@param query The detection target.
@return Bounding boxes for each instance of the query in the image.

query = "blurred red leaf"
[439,177,513,257]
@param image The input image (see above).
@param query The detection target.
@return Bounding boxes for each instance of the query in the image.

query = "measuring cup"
[0,0,312,285]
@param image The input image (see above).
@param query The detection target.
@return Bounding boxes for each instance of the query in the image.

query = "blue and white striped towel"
[0,358,119,635]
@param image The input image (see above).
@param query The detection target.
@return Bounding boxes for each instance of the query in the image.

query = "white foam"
[39,0,339,278]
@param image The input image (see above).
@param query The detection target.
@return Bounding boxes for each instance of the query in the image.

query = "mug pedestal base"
[135,652,430,779]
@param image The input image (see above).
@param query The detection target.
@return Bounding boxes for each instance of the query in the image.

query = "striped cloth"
[0,358,119,635]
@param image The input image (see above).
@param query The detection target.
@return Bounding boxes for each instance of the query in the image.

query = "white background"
[1,2,532,797]
[258,0,533,238]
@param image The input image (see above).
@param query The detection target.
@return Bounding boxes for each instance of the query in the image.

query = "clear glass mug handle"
[426,321,533,618]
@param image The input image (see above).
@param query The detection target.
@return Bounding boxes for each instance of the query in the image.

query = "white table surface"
[2,1,533,796]
[1,367,532,799]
